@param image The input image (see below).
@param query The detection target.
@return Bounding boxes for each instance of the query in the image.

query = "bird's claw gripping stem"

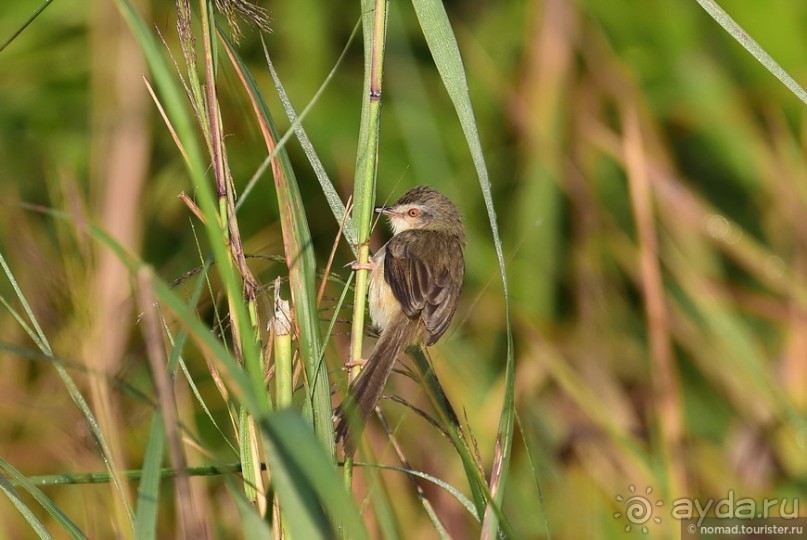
[348,259,375,271]
[344,358,367,369]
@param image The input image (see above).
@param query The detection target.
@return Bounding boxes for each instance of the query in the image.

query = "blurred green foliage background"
[1,0,806,538]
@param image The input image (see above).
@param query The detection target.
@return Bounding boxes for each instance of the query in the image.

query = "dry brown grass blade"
[317,196,353,308]
[620,102,685,498]
[178,192,207,224]
[584,116,807,311]
[83,0,155,526]
[137,268,211,538]
[144,76,189,164]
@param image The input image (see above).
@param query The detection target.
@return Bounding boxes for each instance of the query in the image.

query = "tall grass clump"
[0,0,516,537]
[1,0,807,538]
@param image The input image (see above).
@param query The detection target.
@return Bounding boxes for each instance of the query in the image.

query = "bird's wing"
[384,230,464,344]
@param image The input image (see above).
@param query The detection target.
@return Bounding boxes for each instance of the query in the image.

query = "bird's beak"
[374,206,393,216]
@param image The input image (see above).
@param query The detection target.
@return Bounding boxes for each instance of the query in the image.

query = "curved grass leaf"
[408,348,516,539]
[408,1,516,536]
[356,462,479,520]
[694,0,807,105]
[259,25,361,251]
[0,459,85,539]
[0,476,52,540]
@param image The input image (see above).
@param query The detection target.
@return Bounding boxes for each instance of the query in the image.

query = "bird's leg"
[347,255,376,272]
[344,357,367,369]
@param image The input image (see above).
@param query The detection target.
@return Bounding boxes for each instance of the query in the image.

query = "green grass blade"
[0,251,134,523]
[228,481,274,539]
[0,459,85,539]
[357,463,479,520]
[0,476,53,540]
[133,416,165,540]
[412,0,515,538]
[260,27,361,250]
[260,409,368,540]
[0,0,54,54]
[409,348,518,535]
[694,0,807,105]
[219,30,334,452]
[408,1,516,536]
[407,349,484,515]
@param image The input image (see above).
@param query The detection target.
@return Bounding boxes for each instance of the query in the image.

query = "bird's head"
[375,185,465,244]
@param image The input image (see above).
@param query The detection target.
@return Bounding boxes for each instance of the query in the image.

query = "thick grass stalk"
[273,281,293,408]
[348,0,388,375]
[198,0,262,374]
[118,0,267,416]
[345,0,388,487]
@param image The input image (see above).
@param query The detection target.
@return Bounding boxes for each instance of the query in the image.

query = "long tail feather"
[335,316,419,454]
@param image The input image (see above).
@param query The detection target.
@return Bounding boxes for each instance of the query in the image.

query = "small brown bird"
[336,185,465,453]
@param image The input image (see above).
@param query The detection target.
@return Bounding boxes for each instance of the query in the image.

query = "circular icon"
[623,494,653,524]
[614,485,663,534]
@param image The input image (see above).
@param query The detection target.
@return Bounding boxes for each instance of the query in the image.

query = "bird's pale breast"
[367,252,399,333]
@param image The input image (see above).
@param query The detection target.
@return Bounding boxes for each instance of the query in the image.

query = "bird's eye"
[407,208,422,218]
